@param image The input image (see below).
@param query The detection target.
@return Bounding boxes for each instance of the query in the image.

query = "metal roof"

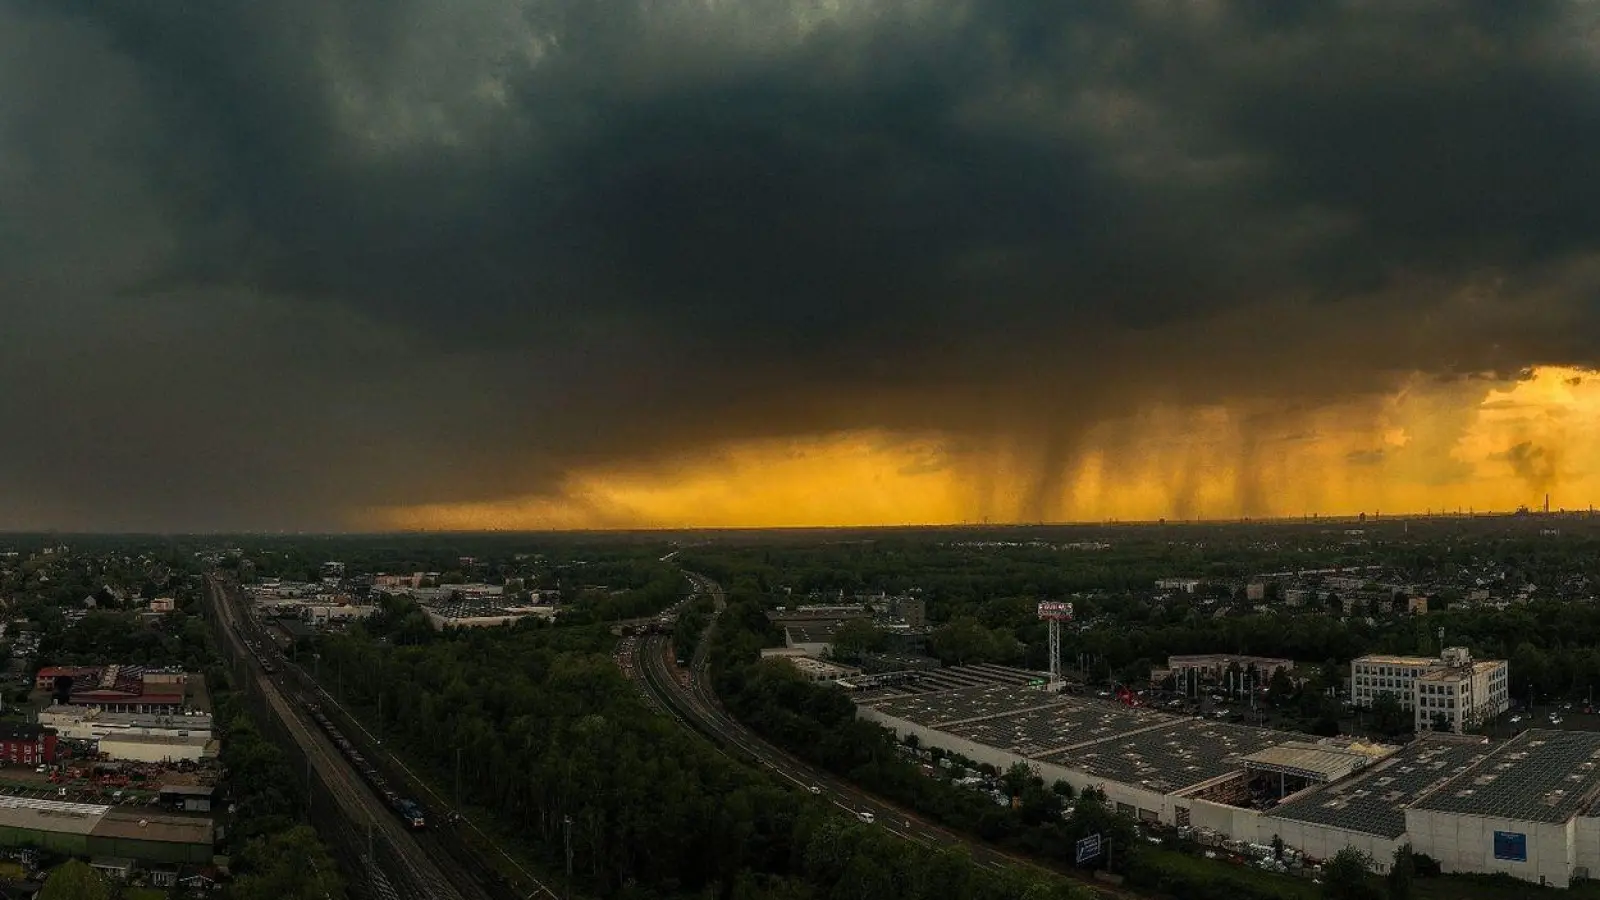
[1242,743,1373,783]
[1266,738,1492,838]
[1410,729,1600,824]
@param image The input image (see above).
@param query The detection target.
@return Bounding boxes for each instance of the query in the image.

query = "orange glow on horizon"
[369,366,1600,530]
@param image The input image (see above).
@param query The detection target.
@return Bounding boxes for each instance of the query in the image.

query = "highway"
[205,575,487,900]
[630,573,1137,900]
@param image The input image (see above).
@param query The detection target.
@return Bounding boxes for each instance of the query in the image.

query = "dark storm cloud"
[5,0,1600,528]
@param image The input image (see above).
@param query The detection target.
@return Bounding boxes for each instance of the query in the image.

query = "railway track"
[206,575,470,900]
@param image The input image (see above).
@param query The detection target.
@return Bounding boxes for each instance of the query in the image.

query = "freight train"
[302,698,427,829]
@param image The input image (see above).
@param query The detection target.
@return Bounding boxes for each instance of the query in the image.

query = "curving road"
[628,574,1138,899]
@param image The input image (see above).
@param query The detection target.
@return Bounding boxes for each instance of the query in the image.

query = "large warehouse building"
[853,667,1600,888]
[0,795,213,865]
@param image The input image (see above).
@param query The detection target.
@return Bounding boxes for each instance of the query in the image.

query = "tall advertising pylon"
[1037,601,1075,689]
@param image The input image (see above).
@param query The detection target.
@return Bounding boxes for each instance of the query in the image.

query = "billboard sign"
[1493,831,1527,862]
[1037,601,1075,620]
[1075,833,1102,864]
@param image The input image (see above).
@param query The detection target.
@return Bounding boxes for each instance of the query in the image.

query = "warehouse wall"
[0,825,90,857]
[88,835,213,866]
[857,709,1019,773]
[1185,797,1260,839]
[97,738,207,764]
[1406,809,1573,887]
[1263,818,1399,870]
[1574,816,1600,877]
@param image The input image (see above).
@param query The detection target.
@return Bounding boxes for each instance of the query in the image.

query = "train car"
[299,696,426,829]
[394,797,427,829]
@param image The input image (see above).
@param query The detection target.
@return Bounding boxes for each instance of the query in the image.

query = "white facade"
[39,706,212,742]
[304,604,377,625]
[1406,808,1576,888]
[1415,662,1509,732]
[1351,649,1509,732]
[97,734,213,764]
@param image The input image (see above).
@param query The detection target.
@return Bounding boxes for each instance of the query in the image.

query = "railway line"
[206,574,474,900]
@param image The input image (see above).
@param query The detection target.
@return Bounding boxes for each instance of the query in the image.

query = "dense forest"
[314,611,1083,900]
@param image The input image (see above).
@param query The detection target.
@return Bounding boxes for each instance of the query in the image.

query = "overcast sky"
[4,1,1600,530]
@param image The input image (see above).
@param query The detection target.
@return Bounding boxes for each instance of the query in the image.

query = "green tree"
[231,825,346,900]
[1001,761,1035,799]
[38,861,110,900]
[829,619,885,660]
[1429,711,1451,733]
[928,617,997,665]
[1267,668,1295,704]
[1387,844,1415,900]
[1322,847,1380,900]
[1369,692,1411,737]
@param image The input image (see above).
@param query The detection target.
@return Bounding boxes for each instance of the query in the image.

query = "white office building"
[1350,648,1509,733]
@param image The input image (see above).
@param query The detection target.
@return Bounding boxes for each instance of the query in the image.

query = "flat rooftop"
[92,810,214,846]
[947,695,1170,758]
[866,684,1068,729]
[1269,737,1491,838]
[1354,655,1435,666]
[789,658,857,677]
[1242,742,1375,783]
[784,624,842,645]
[868,682,1301,793]
[1040,719,1287,795]
[1418,661,1502,681]
[0,795,110,836]
[843,664,1044,702]
[99,733,210,747]
[1411,729,1600,824]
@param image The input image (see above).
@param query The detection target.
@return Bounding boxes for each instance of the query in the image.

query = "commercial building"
[0,795,212,865]
[97,733,216,764]
[0,725,56,766]
[1350,648,1509,732]
[421,601,556,630]
[783,624,840,657]
[853,668,1600,888]
[38,707,212,743]
[303,604,376,626]
[779,657,860,684]
[39,666,188,715]
[1166,655,1295,681]
[767,606,870,625]
[1155,579,1201,594]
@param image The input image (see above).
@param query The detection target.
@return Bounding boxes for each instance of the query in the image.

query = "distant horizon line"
[1,504,1596,538]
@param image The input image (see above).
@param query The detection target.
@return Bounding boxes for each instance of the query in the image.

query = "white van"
[857,811,875,824]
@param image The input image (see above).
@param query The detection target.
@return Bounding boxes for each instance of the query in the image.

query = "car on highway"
[809,784,821,795]
[857,811,875,824]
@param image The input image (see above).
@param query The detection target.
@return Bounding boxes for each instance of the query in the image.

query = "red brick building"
[0,724,57,765]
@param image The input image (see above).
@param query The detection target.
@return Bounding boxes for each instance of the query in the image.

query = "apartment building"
[1351,647,1509,733]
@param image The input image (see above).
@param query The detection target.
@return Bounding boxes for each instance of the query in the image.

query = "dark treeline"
[685,540,1600,701]
[313,615,1085,900]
